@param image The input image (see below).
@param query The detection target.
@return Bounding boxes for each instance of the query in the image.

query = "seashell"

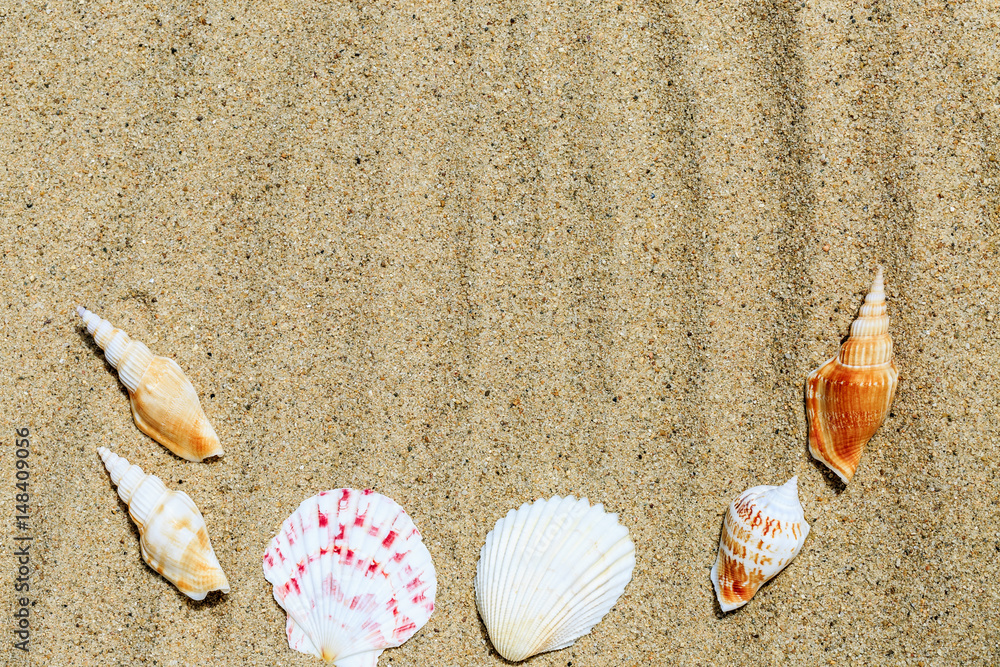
[474,496,635,662]
[98,447,230,600]
[806,267,899,483]
[262,489,436,666]
[78,306,222,462]
[711,476,809,612]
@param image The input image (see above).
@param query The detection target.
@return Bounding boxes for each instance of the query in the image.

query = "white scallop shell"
[474,496,635,662]
[98,447,230,600]
[262,489,436,666]
[710,476,809,612]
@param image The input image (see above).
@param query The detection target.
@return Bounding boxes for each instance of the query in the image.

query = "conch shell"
[98,447,230,600]
[711,477,809,612]
[78,306,222,462]
[806,267,899,483]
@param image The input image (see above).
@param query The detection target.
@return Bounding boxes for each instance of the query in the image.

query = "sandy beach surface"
[2,0,999,664]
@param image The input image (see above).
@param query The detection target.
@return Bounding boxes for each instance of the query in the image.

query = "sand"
[2,0,999,664]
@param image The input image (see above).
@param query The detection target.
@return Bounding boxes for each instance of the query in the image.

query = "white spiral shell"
[98,447,230,600]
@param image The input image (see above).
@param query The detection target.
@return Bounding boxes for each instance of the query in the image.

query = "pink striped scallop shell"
[262,489,436,666]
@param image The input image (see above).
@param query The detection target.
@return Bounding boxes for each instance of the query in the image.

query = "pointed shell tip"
[775,476,800,500]
[872,266,885,289]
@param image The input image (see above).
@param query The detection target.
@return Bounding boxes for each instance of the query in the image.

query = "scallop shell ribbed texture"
[79,307,222,462]
[474,496,635,662]
[262,489,436,666]
[98,447,230,600]
[711,477,809,612]
[806,267,899,483]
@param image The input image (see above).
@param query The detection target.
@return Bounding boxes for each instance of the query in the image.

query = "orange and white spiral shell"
[711,477,809,612]
[98,447,230,600]
[806,267,898,483]
[79,307,222,462]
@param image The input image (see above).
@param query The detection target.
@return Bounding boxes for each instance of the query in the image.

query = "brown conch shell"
[806,267,898,483]
[78,306,222,462]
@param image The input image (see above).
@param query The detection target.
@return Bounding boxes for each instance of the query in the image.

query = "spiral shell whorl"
[98,447,167,527]
[837,268,892,367]
[77,307,153,393]
[757,476,801,515]
[853,266,886,327]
